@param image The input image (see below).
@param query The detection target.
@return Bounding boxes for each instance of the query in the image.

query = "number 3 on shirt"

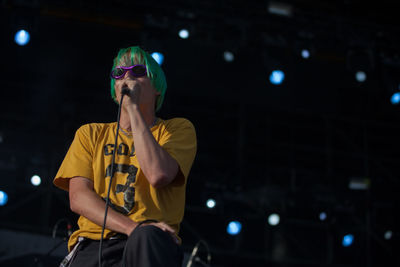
[104,163,138,214]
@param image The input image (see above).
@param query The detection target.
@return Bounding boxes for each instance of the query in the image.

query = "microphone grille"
[121,87,130,95]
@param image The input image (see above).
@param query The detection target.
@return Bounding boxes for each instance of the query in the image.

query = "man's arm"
[69,176,178,242]
[128,107,179,188]
[69,176,137,235]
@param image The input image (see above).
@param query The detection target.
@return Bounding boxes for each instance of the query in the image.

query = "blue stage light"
[301,49,310,59]
[342,234,354,247]
[223,51,234,62]
[14,29,30,46]
[268,213,280,226]
[178,29,189,39]
[227,221,242,236]
[151,52,164,65]
[269,70,285,85]
[391,92,400,105]
[355,71,367,82]
[0,191,8,206]
[384,230,392,240]
[31,175,41,186]
[206,198,216,209]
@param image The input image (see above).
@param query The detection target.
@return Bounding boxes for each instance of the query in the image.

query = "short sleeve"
[159,118,197,184]
[53,124,96,191]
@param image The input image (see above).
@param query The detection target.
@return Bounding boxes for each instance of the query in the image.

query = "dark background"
[0,0,399,266]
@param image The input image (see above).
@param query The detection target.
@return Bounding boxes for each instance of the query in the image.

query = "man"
[53,46,197,267]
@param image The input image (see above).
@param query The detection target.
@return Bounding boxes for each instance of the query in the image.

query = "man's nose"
[120,71,135,88]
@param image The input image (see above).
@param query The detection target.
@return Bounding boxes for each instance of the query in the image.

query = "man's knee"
[130,225,163,239]
[123,225,182,266]
[127,225,169,247]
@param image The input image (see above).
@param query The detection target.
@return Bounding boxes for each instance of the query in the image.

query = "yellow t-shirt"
[53,118,197,251]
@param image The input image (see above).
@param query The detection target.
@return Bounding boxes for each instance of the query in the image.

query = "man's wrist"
[125,222,139,236]
[126,103,140,114]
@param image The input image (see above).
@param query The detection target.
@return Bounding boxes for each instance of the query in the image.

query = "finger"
[147,222,167,232]
[159,222,176,234]
[158,223,179,244]
[148,223,179,244]
[172,234,179,244]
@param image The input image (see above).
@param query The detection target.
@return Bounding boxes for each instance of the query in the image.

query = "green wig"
[110,46,167,112]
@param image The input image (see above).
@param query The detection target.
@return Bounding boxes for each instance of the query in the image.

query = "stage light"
[269,70,285,85]
[206,198,216,209]
[391,92,400,105]
[267,1,293,17]
[0,191,8,206]
[268,213,280,226]
[223,51,234,62]
[301,49,310,59]
[178,29,189,39]
[342,234,354,247]
[14,29,30,46]
[355,71,367,82]
[319,212,327,221]
[384,230,392,240]
[31,175,41,186]
[349,177,370,190]
[227,221,242,235]
[151,52,164,65]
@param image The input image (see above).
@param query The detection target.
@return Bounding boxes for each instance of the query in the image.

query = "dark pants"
[69,225,183,267]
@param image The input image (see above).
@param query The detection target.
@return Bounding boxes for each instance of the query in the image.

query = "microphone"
[121,87,131,96]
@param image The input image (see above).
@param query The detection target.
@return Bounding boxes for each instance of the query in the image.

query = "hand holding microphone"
[121,83,141,107]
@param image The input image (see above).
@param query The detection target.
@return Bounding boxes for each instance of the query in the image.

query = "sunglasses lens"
[131,65,147,76]
[111,67,126,79]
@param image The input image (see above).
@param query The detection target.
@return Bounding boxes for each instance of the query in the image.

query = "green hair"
[110,46,167,112]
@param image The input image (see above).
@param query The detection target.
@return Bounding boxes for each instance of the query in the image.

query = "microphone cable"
[98,88,129,267]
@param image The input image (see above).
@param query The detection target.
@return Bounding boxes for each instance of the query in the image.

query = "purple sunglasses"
[110,64,147,79]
